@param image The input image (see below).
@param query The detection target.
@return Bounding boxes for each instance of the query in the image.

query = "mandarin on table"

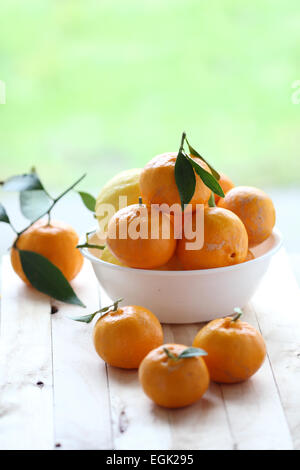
[106,202,176,269]
[139,344,210,408]
[139,152,212,210]
[176,206,248,269]
[11,220,83,285]
[93,305,163,369]
[218,186,276,247]
[193,312,266,383]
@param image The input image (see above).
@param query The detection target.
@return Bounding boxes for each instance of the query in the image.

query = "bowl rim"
[79,227,283,277]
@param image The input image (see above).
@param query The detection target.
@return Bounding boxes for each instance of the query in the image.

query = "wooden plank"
[100,252,296,450]
[107,365,173,450]
[51,260,112,450]
[220,303,293,450]
[100,287,232,450]
[164,324,233,450]
[0,256,53,450]
[99,287,172,449]
[250,248,300,449]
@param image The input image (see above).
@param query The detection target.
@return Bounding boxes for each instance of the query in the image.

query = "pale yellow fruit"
[95,168,142,232]
[101,245,124,266]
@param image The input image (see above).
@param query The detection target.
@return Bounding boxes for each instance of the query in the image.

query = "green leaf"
[18,250,85,307]
[178,347,208,359]
[0,203,10,224]
[70,312,98,323]
[174,150,196,210]
[20,190,53,221]
[71,298,123,323]
[185,153,225,198]
[186,138,220,181]
[78,191,96,212]
[3,173,44,191]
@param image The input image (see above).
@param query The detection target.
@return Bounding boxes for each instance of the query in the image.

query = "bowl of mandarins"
[80,133,282,323]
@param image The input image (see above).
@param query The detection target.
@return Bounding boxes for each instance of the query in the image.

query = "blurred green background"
[0,0,299,191]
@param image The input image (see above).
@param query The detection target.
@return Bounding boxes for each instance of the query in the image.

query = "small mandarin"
[140,152,212,210]
[93,305,163,369]
[11,220,83,285]
[139,344,210,408]
[193,310,266,383]
[176,206,248,269]
[218,186,276,247]
[106,202,176,269]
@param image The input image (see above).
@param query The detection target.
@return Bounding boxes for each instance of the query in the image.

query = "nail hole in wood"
[55,443,61,448]
[36,381,44,388]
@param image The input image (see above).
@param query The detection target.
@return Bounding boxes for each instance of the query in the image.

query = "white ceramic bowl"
[80,228,282,324]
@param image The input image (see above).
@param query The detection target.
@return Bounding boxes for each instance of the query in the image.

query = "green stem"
[16,174,86,238]
[179,131,186,152]
[53,173,86,205]
[208,192,216,207]
[163,347,178,361]
[8,221,18,235]
[232,307,243,322]
[47,211,51,225]
[76,243,105,250]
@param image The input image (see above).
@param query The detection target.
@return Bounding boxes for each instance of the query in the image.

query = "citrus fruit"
[93,305,163,369]
[214,172,234,204]
[193,310,266,383]
[218,186,276,247]
[95,168,142,232]
[140,152,211,210]
[11,220,83,285]
[176,206,248,269]
[106,202,176,269]
[139,344,210,408]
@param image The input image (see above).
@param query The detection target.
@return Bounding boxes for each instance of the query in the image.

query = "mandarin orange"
[93,305,163,369]
[193,311,266,383]
[140,152,211,210]
[139,344,209,408]
[106,202,176,269]
[11,220,83,285]
[176,206,248,269]
[218,186,275,247]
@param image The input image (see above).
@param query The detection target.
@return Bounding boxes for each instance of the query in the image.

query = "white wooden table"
[0,249,300,450]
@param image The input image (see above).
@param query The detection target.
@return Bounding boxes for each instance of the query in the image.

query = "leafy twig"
[71,298,123,323]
